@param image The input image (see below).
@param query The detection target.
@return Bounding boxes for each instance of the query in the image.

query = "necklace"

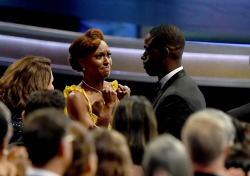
[82,80,105,104]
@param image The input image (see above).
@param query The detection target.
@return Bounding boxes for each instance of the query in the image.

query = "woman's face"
[47,71,54,90]
[82,40,112,79]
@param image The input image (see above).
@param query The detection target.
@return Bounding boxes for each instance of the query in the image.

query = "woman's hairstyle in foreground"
[0,56,52,111]
[65,121,97,176]
[112,95,158,165]
[68,29,104,72]
[89,128,133,176]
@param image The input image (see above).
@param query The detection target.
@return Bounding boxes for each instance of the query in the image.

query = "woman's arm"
[66,91,95,129]
[95,85,117,126]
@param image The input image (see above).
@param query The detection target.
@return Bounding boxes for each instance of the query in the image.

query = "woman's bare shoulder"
[67,90,86,103]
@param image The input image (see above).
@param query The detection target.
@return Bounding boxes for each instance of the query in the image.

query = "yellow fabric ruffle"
[64,80,118,129]
[64,85,98,124]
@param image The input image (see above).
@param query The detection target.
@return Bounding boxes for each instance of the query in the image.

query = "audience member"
[89,128,133,176]
[142,134,193,176]
[205,108,236,147]
[64,29,130,129]
[65,121,97,176]
[23,89,65,120]
[7,145,30,176]
[0,56,54,143]
[141,24,206,138]
[112,95,158,176]
[9,89,67,147]
[23,108,73,176]
[181,108,245,176]
[226,120,250,174]
[0,101,17,176]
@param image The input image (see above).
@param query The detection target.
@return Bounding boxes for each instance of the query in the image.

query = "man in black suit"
[141,24,206,138]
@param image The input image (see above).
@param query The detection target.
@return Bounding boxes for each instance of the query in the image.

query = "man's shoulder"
[227,103,250,123]
[177,72,197,85]
[166,74,201,95]
[160,75,206,109]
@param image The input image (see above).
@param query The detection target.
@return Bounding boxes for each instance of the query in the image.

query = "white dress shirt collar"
[158,66,183,89]
[26,167,60,176]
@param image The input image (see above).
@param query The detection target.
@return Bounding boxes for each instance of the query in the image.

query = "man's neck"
[158,60,182,80]
[158,66,183,86]
[33,158,65,176]
[193,159,226,175]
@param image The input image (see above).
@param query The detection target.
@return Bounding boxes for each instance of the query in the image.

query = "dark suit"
[153,69,206,138]
[227,103,250,123]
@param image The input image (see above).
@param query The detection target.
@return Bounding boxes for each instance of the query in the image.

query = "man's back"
[153,69,206,138]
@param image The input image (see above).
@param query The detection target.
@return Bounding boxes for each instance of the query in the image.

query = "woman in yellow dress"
[64,29,130,129]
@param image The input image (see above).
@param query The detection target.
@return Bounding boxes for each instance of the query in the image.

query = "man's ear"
[161,47,170,65]
[224,143,230,159]
[21,111,25,121]
[161,47,169,58]
[160,47,169,61]
[58,141,64,156]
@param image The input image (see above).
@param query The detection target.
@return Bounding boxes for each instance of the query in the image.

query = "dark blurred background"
[0,0,250,111]
[0,0,250,43]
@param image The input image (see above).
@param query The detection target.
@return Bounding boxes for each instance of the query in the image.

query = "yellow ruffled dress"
[63,80,118,129]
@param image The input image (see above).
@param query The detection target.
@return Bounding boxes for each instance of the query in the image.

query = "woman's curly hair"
[68,29,104,72]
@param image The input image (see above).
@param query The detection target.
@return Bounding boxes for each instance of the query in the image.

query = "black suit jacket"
[153,70,206,138]
[227,103,250,123]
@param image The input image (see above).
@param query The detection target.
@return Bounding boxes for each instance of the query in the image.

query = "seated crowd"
[0,24,249,176]
[0,91,249,176]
